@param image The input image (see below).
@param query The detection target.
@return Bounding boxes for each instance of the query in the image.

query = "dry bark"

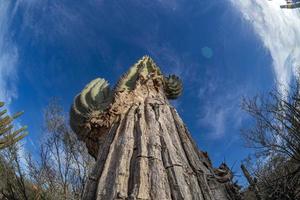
[71,56,240,200]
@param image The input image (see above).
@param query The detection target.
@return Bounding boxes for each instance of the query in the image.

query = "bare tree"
[26,100,94,200]
[0,100,93,200]
[241,154,300,200]
[241,79,300,199]
[0,100,29,200]
[241,82,300,163]
[0,144,30,200]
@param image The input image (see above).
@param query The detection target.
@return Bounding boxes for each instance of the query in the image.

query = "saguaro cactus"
[70,56,240,200]
[0,102,27,149]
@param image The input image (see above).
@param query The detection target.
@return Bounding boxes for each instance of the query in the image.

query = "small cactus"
[0,102,28,149]
[164,74,183,99]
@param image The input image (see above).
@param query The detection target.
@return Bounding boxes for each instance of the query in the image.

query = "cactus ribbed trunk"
[70,56,240,200]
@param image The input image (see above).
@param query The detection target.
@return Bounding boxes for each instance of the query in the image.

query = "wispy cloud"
[198,88,244,139]
[0,2,19,103]
[230,0,300,93]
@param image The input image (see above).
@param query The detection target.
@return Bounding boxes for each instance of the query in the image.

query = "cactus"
[164,74,183,99]
[138,56,162,77]
[74,57,241,200]
[113,56,183,100]
[114,56,163,93]
[70,78,112,136]
[114,61,140,92]
[70,56,183,153]
[0,101,28,149]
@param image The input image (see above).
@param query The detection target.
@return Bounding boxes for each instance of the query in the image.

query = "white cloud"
[198,91,244,139]
[0,2,19,103]
[230,0,300,93]
[157,0,180,11]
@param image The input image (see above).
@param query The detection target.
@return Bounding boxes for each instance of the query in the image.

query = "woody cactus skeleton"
[70,56,240,200]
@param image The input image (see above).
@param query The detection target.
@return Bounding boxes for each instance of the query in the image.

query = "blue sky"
[1,0,299,184]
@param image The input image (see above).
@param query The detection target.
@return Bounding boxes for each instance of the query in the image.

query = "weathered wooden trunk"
[70,56,240,200]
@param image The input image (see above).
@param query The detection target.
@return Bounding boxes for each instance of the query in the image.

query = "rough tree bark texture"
[70,56,240,200]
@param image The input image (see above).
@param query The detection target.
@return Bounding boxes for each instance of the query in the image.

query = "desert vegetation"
[0,100,93,200]
[1,67,300,199]
[240,79,300,199]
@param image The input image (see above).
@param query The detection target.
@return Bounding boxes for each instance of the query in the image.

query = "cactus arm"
[114,63,140,92]
[70,78,112,138]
